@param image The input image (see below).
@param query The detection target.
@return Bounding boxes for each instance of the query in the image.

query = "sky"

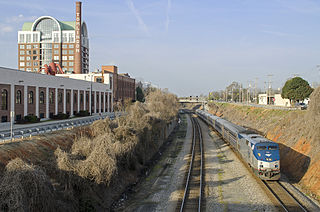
[1,0,320,96]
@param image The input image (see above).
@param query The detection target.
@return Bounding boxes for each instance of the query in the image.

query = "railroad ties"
[263,181,308,212]
[176,115,204,212]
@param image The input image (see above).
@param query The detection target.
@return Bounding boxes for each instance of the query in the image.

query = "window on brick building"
[74,94,77,104]
[28,91,34,104]
[39,91,45,104]
[1,89,8,110]
[66,92,70,104]
[49,92,54,104]
[58,92,63,103]
[80,93,83,104]
[16,90,22,104]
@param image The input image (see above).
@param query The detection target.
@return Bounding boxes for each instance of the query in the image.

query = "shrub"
[74,110,90,117]
[52,113,70,120]
[0,158,56,211]
[16,115,40,124]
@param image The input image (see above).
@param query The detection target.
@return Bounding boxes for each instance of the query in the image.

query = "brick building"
[101,65,135,103]
[17,2,89,74]
[0,67,113,124]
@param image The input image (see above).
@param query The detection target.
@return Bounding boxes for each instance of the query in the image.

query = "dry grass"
[55,89,179,185]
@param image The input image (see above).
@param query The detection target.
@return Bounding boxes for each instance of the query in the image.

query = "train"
[196,109,280,180]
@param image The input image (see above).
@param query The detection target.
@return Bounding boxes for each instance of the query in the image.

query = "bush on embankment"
[208,86,320,200]
[0,89,179,211]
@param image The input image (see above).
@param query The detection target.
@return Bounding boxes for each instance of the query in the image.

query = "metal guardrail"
[0,113,118,142]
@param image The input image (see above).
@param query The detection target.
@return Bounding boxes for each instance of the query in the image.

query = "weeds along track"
[263,181,307,212]
[176,114,204,212]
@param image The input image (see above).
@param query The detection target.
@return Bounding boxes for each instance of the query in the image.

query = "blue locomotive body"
[196,109,280,180]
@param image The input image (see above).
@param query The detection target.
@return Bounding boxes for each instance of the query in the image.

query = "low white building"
[274,94,291,107]
[258,93,291,107]
[0,67,113,123]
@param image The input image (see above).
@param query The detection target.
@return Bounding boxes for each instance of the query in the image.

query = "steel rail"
[179,116,203,212]
[263,181,308,212]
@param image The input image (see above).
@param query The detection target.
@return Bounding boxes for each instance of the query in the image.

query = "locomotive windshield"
[257,146,267,150]
[268,146,278,150]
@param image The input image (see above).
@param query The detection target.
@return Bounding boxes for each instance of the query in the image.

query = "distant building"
[0,67,112,124]
[101,66,135,103]
[17,1,89,74]
[258,94,290,107]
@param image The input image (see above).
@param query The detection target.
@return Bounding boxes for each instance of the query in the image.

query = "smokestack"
[74,1,82,74]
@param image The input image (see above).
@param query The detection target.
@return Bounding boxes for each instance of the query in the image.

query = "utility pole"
[267,74,273,104]
[239,84,242,103]
[254,78,258,104]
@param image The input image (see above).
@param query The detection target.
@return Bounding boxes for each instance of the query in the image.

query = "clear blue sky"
[1,0,320,96]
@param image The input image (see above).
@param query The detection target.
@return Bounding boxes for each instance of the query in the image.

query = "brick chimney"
[74,1,82,74]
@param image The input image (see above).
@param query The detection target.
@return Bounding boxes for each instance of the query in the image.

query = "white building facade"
[0,67,113,123]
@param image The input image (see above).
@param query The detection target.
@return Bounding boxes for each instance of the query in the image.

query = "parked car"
[295,102,307,110]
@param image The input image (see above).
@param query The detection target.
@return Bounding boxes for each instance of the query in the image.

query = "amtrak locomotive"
[196,109,280,180]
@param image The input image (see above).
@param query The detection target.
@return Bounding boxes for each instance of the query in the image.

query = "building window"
[66,92,70,104]
[19,34,25,43]
[54,56,59,60]
[53,33,59,43]
[26,50,31,55]
[33,44,38,49]
[26,62,31,67]
[16,90,22,104]
[26,34,31,43]
[62,44,67,48]
[20,45,25,49]
[62,62,67,66]
[20,62,25,67]
[62,56,67,60]
[39,91,45,104]
[69,56,74,60]
[33,56,38,60]
[62,33,68,43]
[69,62,74,66]
[33,50,37,54]
[26,45,31,49]
[19,56,25,60]
[69,44,74,48]
[26,68,31,72]
[33,62,38,66]
[69,33,74,43]
[20,68,25,71]
[26,56,31,61]
[69,50,74,54]
[33,68,38,72]
[28,91,34,104]
[54,44,59,48]
[20,50,25,55]
[54,50,59,54]
[1,89,8,110]
[33,33,38,42]
[58,92,63,103]
[80,93,83,104]
[49,92,54,104]
[69,68,74,72]
[62,50,67,54]
[74,94,77,104]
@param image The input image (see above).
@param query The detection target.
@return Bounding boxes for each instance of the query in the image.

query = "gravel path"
[114,114,193,212]
[200,118,278,212]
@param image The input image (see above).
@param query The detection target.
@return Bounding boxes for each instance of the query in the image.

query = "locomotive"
[196,109,280,180]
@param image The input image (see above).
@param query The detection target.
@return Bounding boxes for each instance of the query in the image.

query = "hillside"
[208,87,320,201]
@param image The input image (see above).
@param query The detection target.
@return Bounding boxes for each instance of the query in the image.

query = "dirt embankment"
[0,90,179,211]
[208,87,320,201]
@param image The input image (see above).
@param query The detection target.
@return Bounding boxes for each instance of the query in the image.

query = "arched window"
[16,90,22,104]
[1,89,8,110]
[80,93,84,104]
[74,93,77,104]
[58,92,63,103]
[39,91,45,104]
[49,92,54,104]
[28,91,34,104]
[66,92,70,104]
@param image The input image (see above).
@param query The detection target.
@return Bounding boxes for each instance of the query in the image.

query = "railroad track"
[177,115,204,212]
[263,181,308,212]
